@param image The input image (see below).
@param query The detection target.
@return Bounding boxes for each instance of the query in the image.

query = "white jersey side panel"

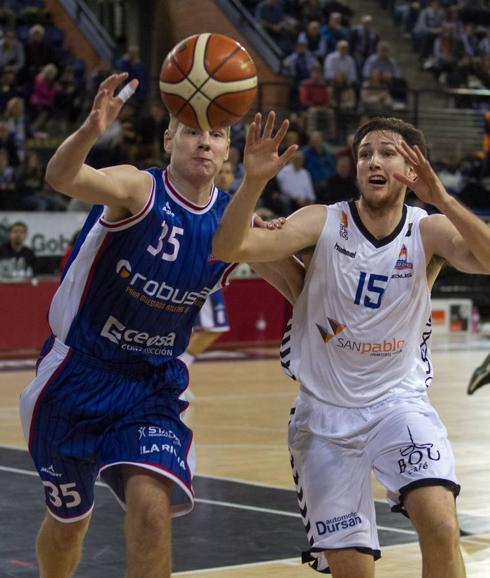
[287,202,432,407]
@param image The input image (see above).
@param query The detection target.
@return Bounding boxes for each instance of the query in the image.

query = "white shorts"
[193,290,229,332]
[288,389,460,573]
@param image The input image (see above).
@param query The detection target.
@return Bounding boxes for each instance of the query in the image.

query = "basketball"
[159,33,257,131]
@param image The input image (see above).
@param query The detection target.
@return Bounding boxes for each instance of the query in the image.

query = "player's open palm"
[85,73,139,137]
[394,141,449,208]
[244,111,298,184]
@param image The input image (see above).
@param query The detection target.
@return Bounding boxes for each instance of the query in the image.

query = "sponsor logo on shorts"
[100,315,176,356]
[139,443,186,470]
[316,512,362,535]
[398,426,441,475]
[40,465,63,478]
[138,426,182,447]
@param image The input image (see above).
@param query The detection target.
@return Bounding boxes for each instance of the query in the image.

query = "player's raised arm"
[213,112,310,262]
[45,73,151,214]
[394,141,490,274]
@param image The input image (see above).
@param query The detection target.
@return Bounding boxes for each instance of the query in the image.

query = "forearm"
[438,196,490,271]
[214,175,267,261]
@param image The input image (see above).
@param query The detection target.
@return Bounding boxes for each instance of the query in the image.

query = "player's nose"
[197,131,211,148]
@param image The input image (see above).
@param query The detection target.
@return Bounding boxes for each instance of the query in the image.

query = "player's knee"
[129,499,170,540]
[44,514,90,549]
[419,513,460,551]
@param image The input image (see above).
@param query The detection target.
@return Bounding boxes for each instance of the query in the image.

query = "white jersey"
[282,201,433,407]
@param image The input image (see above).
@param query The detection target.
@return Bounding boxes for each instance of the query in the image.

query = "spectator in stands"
[114,45,148,110]
[321,154,359,205]
[55,65,84,129]
[350,15,380,74]
[321,1,354,26]
[5,97,30,161]
[360,68,394,113]
[29,63,59,131]
[303,130,336,199]
[228,145,245,194]
[255,0,296,55]
[298,63,335,139]
[137,102,169,164]
[393,0,420,36]
[413,0,446,59]
[0,67,21,112]
[362,42,407,106]
[323,39,358,110]
[297,20,327,61]
[0,221,37,279]
[22,24,57,86]
[321,12,349,54]
[283,39,318,108]
[299,0,324,27]
[17,151,46,210]
[430,25,465,85]
[479,29,490,57]
[276,149,316,210]
[0,147,16,208]
[0,29,25,73]
[0,119,20,167]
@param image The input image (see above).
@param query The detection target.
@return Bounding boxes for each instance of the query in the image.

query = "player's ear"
[163,129,173,153]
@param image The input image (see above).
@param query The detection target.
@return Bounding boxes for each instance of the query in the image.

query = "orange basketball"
[159,33,257,131]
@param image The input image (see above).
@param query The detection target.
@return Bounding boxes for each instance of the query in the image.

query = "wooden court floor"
[1,338,490,577]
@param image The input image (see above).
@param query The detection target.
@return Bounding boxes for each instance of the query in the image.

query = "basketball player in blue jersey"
[214,113,490,578]
[19,73,300,578]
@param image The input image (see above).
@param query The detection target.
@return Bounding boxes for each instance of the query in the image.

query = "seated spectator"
[137,102,169,163]
[360,68,394,113]
[362,42,407,106]
[55,65,84,128]
[350,15,379,74]
[0,119,20,167]
[5,97,30,161]
[479,29,490,57]
[258,176,294,217]
[298,63,335,138]
[276,150,316,210]
[321,11,349,54]
[430,25,465,85]
[0,147,16,208]
[320,154,359,205]
[22,24,57,87]
[29,63,60,131]
[297,20,327,61]
[114,45,148,110]
[303,130,337,199]
[300,0,324,27]
[283,39,318,108]
[321,1,354,26]
[16,150,46,210]
[255,0,297,55]
[324,39,358,110]
[0,221,37,279]
[0,29,25,73]
[413,0,446,59]
[0,67,22,112]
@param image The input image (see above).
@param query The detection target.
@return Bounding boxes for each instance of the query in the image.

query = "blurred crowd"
[0,0,488,224]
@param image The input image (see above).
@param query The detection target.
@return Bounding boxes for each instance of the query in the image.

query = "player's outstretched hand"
[84,73,139,137]
[244,111,298,185]
[393,141,449,209]
[254,214,287,230]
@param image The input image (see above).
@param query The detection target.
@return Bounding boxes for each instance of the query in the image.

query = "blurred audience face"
[291,150,305,170]
[337,40,349,56]
[0,148,8,170]
[6,97,24,118]
[307,21,321,38]
[310,131,324,149]
[10,224,28,249]
[336,155,352,178]
[329,13,342,29]
[214,160,234,192]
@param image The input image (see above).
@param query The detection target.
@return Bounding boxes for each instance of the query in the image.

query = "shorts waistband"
[51,337,180,377]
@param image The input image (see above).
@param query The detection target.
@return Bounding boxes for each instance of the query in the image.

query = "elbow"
[45,159,65,192]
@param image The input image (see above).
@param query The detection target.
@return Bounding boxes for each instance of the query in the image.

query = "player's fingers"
[263,110,275,139]
[273,119,290,147]
[246,121,256,147]
[393,171,414,186]
[92,88,108,111]
[100,72,127,93]
[398,141,419,165]
[279,144,299,168]
[254,112,262,142]
[116,79,139,103]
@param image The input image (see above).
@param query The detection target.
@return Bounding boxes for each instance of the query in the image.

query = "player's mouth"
[368,175,387,186]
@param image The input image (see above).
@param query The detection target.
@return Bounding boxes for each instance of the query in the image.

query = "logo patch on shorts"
[315,512,362,535]
[398,426,441,475]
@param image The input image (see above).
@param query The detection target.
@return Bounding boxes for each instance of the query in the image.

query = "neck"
[167,165,213,206]
[356,197,405,240]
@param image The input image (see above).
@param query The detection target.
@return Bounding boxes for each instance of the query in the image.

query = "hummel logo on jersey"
[163,202,175,217]
[316,317,347,343]
[335,243,356,258]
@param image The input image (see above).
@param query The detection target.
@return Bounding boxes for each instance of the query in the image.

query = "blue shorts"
[193,289,229,332]
[19,337,194,523]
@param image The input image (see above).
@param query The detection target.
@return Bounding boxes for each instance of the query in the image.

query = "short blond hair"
[167,115,230,138]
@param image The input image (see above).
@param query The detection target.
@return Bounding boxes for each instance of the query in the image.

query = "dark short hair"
[352,117,428,161]
[10,221,28,232]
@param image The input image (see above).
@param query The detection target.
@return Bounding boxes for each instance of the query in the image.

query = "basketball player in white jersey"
[22,74,300,578]
[213,113,490,577]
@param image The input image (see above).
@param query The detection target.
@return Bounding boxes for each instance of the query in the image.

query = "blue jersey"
[48,168,235,366]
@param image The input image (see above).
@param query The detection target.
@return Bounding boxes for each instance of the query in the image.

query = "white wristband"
[117,83,135,103]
